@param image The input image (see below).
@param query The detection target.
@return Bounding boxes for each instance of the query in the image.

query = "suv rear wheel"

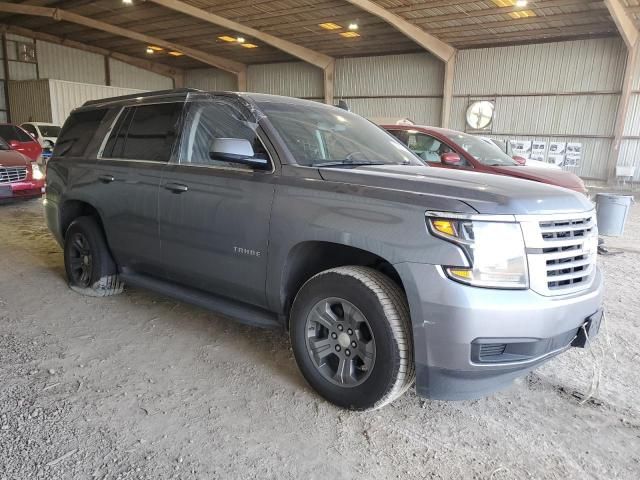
[290,266,414,410]
[64,216,123,297]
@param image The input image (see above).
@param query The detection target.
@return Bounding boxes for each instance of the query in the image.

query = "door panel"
[158,97,276,308]
[159,166,274,307]
[94,101,183,277]
[92,159,166,277]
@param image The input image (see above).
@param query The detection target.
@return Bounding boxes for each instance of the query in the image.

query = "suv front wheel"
[290,266,414,410]
[64,216,123,297]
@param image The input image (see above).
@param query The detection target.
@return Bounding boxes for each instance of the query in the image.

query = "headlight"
[31,162,44,180]
[427,214,528,289]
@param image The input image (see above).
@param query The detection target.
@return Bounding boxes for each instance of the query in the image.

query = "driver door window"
[414,133,468,166]
[390,130,468,167]
[180,101,269,170]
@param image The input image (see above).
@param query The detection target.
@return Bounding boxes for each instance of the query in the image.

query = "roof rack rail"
[82,88,204,107]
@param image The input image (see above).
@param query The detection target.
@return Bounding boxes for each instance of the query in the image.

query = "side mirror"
[441,152,462,166]
[513,155,527,165]
[209,138,269,170]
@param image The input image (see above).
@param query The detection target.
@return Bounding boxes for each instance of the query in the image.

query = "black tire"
[290,266,414,410]
[64,216,123,297]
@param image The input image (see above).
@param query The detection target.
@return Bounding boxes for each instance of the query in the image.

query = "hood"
[493,165,586,192]
[318,165,593,216]
[0,149,30,167]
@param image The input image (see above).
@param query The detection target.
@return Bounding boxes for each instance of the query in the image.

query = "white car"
[20,122,61,149]
[478,136,561,170]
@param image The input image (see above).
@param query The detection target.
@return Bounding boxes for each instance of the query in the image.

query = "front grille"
[0,166,27,184]
[539,215,595,292]
[520,211,598,296]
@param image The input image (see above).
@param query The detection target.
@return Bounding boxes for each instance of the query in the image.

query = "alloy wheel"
[68,232,93,288]
[304,297,376,387]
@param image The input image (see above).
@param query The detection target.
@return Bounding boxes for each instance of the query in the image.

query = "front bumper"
[395,262,604,400]
[0,179,45,199]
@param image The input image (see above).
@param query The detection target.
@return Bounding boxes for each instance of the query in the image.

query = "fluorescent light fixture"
[122,0,133,4]
[319,22,342,30]
[218,35,237,42]
[148,46,164,51]
[348,23,358,31]
[340,31,360,38]
[515,0,527,6]
[168,51,184,56]
[508,9,536,18]
[241,43,258,49]
[236,37,245,43]
[146,47,154,54]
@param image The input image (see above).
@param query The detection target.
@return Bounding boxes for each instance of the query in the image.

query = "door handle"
[165,182,189,194]
[98,174,115,183]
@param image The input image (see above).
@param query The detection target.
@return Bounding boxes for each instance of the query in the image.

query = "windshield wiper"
[311,160,387,168]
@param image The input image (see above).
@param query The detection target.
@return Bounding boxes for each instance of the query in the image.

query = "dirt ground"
[0,197,639,480]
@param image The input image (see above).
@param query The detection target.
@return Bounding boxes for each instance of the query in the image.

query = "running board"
[119,272,281,329]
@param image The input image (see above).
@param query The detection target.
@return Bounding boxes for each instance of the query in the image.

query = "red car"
[0,123,43,162]
[383,125,587,194]
[0,137,45,200]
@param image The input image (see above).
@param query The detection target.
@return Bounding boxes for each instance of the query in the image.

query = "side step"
[120,271,281,329]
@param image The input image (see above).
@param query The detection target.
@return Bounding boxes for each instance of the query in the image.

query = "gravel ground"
[0,197,639,480]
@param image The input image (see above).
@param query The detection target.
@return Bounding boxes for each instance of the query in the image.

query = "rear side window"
[54,109,108,157]
[102,102,183,162]
[0,125,32,143]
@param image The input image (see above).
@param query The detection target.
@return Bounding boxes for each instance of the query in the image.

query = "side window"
[180,100,268,169]
[102,108,134,159]
[14,126,34,143]
[22,124,37,137]
[406,133,460,165]
[54,108,108,157]
[388,129,409,145]
[102,102,183,162]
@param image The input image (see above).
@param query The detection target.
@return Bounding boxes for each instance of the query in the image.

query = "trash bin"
[595,193,634,236]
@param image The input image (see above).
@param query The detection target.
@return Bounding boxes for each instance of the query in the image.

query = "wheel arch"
[59,199,106,240]
[279,240,406,327]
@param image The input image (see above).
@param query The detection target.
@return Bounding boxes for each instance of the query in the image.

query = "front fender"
[265,180,469,313]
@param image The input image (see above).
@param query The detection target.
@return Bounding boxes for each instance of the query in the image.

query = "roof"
[78,89,344,115]
[81,88,203,107]
[0,1,624,70]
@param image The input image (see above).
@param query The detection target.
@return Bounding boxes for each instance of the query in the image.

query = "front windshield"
[39,125,61,137]
[256,100,421,167]
[444,131,518,167]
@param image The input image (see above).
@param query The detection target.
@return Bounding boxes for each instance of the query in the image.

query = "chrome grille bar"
[520,210,598,296]
[0,166,28,184]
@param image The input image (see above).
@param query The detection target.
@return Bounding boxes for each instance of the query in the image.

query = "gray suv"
[45,89,603,410]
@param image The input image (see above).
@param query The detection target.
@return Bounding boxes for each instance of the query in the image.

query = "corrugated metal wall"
[9,79,145,125]
[184,68,237,91]
[452,38,627,180]
[2,33,173,123]
[108,59,173,90]
[618,46,640,181]
[247,62,323,99]
[37,40,105,85]
[7,79,52,124]
[336,53,444,125]
[48,79,143,125]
